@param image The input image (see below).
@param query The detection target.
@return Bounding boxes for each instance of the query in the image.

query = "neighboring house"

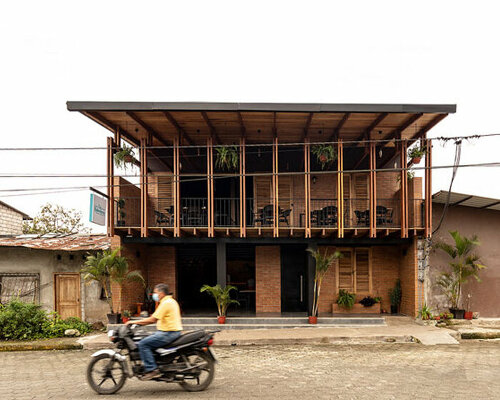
[0,234,111,323]
[68,101,456,317]
[0,200,31,235]
[429,191,500,317]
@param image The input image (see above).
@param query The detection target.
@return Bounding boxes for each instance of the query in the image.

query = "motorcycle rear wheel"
[179,351,215,392]
[87,353,127,395]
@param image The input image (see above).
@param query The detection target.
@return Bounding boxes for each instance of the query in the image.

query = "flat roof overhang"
[67,101,456,146]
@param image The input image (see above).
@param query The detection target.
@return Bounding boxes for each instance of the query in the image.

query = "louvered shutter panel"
[355,249,370,293]
[338,250,353,291]
[158,175,173,210]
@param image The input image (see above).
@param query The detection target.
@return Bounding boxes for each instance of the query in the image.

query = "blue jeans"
[137,330,182,372]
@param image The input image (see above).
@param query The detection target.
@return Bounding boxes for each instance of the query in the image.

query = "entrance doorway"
[54,273,81,319]
[227,244,255,315]
[281,245,307,313]
[177,245,216,314]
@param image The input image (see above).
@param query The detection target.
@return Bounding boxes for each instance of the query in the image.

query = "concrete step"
[109,316,385,331]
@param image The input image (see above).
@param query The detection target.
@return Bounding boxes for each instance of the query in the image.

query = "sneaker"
[140,369,161,381]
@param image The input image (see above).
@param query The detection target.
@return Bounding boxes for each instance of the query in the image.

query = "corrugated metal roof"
[432,191,500,211]
[0,234,110,251]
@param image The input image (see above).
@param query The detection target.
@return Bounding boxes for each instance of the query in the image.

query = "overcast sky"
[1,1,499,233]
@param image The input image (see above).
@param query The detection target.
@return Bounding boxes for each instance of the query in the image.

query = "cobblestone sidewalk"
[1,342,499,399]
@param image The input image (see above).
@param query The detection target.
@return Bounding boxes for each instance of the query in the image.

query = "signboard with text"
[89,193,106,226]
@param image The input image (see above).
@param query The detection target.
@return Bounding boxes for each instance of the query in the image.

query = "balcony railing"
[114,195,424,232]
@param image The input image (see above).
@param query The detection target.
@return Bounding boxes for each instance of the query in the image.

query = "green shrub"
[0,300,91,341]
[337,289,356,309]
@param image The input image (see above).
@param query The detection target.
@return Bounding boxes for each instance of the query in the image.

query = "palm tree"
[200,284,239,317]
[81,250,113,312]
[107,249,145,313]
[308,248,343,318]
[435,231,486,310]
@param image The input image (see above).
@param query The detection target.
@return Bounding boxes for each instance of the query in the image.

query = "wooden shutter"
[343,175,351,226]
[278,176,292,210]
[337,250,353,291]
[254,176,272,210]
[157,175,173,210]
[355,249,371,293]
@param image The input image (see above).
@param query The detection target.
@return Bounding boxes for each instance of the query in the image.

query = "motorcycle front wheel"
[87,353,127,395]
[178,351,215,392]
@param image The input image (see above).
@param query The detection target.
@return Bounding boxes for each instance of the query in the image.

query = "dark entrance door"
[177,245,216,314]
[281,245,307,313]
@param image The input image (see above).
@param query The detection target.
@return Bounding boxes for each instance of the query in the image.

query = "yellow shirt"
[152,295,183,332]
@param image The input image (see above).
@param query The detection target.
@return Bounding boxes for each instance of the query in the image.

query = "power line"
[0,132,499,151]
[1,161,500,198]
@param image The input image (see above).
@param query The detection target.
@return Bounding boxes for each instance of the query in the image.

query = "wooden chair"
[278,208,291,226]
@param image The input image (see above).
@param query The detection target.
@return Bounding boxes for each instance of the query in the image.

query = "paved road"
[1,342,500,399]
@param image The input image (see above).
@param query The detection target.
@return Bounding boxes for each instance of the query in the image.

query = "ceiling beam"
[353,148,369,170]
[451,195,473,207]
[355,112,389,143]
[126,112,169,146]
[300,112,314,141]
[393,113,424,137]
[237,111,246,137]
[201,111,221,144]
[479,200,500,209]
[162,111,195,146]
[82,111,140,147]
[272,112,277,138]
[414,114,448,139]
[328,112,350,141]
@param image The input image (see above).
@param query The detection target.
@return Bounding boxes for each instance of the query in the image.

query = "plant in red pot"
[407,146,426,165]
[435,231,486,321]
[464,294,473,320]
[200,284,239,325]
[312,144,337,170]
[121,310,131,324]
[308,248,343,324]
[114,144,138,171]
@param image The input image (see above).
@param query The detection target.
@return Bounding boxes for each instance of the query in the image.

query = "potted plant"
[200,284,239,324]
[215,146,239,171]
[408,146,426,164]
[122,310,131,324]
[388,279,402,314]
[336,289,356,310]
[116,198,126,226]
[359,296,377,307]
[114,144,137,171]
[307,248,342,323]
[312,144,337,170]
[464,293,473,320]
[435,231,486,320]
[418,304,433,320]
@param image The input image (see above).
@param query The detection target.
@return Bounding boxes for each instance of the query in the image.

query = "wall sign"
[89,193,106,226]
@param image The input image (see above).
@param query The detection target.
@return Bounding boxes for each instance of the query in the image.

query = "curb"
[0,342,83,352]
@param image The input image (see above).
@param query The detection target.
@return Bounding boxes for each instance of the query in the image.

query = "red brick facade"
[255,246,281,313]
[399,237,418,316]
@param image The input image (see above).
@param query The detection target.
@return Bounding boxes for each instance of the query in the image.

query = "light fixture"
[379,149,383,158]
[312,176,317,184]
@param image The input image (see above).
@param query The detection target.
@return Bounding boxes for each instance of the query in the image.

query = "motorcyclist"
[126,283,182,380]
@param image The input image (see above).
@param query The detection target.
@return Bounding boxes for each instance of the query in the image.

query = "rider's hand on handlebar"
[125,320,136,326]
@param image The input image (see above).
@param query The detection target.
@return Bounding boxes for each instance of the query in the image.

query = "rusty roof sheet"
[0,234,111,251]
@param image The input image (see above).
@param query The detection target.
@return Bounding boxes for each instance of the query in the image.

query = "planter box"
[332,303,381,314]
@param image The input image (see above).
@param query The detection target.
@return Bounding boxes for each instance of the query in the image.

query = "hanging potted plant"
[408,146,426,164]
[308,248,343,324]
[200,284,240,324]
[114,144,137,170]
[312,144,337,170]
[215,146,239,171]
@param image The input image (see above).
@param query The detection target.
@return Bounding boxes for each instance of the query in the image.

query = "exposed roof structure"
[0,234,111,251]
[0,200,31,220]
[432,191,500,211]
[67,101,455,146]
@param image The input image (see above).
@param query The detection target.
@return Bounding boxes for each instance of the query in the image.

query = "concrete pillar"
[216,240,226,287]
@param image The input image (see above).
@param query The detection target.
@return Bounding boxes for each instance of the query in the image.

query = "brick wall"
[113,177,141,227]
[371,246,401,313]
[0,204,24,235]
[255,246,281,313]
[317,246,338,314]
[399,237,418,317]
[147,246,177,297]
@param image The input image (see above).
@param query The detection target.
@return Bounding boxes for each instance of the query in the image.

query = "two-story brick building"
[68,102,455,317]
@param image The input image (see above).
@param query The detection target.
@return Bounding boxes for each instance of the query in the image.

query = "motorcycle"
[86,325,218,395]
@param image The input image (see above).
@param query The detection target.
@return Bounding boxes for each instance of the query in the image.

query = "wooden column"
[272,137,279,237]
[207,137,214,238]
[173,136,180,237]
[304,140,311,238]
[425,138,432,237]
[337,140,344,238]
[399,140,409,238]
[239,138,246,237]
[140,138,148,237]
[106,137,115,237]
[369,142,377,238]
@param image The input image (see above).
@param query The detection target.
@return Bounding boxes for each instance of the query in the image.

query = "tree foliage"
[22,203,89,235]
[434,231,486,309]
[200,284,239,317]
